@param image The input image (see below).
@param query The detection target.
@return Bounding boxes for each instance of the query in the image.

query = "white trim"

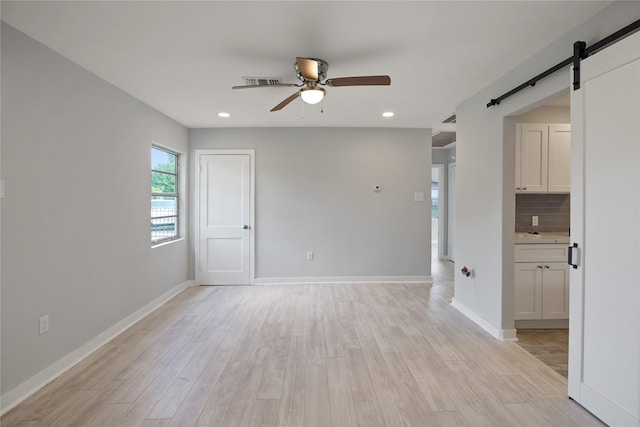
[451,297,518,341]
[194,149,255,285]
[254,276,432,285]
[151,237,185,249]
[432,163,446,260]
[0,280,195,416]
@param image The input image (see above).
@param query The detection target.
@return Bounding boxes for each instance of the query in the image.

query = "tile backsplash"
[515,194,570,232]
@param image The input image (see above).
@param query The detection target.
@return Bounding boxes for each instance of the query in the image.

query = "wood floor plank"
[211,346,270,427]
[303,364,330,427]
[166,347,234,427]
[256,323,291,400]
[248,399,279,427]
[276,335,307,427]
[84,403,132,427]
[326,357,358,427]
[343,348,386,426]
[193,361,249,427]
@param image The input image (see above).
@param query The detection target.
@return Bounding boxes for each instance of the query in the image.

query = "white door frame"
[194,149,255,285]
[432,164,446,260]
[447,162,456,261]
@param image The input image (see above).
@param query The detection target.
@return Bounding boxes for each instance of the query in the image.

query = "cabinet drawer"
[514,244,568,262]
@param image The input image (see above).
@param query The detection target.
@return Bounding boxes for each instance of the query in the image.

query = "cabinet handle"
[544,265,550,269]
[516,187,521,190]
[523,187,528,190]
[537,265,543,269]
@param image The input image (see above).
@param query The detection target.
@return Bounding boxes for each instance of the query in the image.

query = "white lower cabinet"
[514,245,569,320]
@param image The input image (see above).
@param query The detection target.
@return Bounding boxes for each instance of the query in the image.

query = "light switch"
[414,192,425,202]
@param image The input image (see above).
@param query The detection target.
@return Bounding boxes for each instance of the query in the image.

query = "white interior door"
[447,163,456,261]
[569,32,639,426]
[197,152,254,285]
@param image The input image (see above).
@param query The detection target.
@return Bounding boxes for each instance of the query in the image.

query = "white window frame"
[151,145,180,245]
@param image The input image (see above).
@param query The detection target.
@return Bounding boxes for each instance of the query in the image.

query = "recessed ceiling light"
[382,111,395,118]
[218,112,230,118]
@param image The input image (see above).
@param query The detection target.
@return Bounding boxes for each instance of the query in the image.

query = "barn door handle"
[568,243,578,269]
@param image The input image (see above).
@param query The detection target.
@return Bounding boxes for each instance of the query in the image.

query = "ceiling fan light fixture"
[300,87,325,105]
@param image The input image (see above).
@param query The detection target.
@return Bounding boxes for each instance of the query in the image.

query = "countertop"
[515,232,570,244]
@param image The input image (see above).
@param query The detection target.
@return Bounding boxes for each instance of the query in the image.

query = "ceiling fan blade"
[232,83,300,89]
[296,57,319,81]
[325,75,391,87]
[270,92,300,112]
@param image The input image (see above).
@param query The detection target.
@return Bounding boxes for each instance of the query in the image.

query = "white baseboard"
[254,276,432,285]
[0,280,195,416]
[451,297,518,341]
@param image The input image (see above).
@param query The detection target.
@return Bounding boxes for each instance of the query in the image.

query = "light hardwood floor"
[2,259,603,426]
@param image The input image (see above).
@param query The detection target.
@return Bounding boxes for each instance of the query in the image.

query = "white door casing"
[447,162,456,261]
[195,150,255,285]
[569,31,640,426]
[432,164,446,260]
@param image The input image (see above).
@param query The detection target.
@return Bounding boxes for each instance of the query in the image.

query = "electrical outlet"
[532,216,539,226]
[39,315,49,335]
[307,251,314,261]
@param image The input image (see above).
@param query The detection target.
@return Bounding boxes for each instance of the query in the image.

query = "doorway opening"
[511,92,570,377]
[431,165,445,260]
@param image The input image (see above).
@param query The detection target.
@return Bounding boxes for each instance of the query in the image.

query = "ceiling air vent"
[432,131,456,148]
[243,77,284,86]
[442,114,456,124]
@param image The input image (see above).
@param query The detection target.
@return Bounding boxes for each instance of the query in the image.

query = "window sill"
[151,237,185,249]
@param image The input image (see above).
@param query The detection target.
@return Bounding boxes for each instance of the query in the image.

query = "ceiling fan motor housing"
[295,58,329,82]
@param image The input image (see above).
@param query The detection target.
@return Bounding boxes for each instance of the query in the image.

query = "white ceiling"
[1,1,610,129]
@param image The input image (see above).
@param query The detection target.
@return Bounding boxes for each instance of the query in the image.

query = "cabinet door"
[520,124,548,192]
[541,262,569,319]
[548,124,571,193]
[514,263,543,320]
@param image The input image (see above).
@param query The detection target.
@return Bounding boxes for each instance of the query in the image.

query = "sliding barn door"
[569,31,639,426]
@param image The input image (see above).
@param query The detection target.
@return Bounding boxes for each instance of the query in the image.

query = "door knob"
[243,225,250,230]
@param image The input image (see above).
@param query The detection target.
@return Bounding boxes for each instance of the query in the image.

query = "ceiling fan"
[232,57,391,112]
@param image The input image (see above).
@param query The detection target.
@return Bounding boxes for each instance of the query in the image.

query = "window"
[151,146,179,244]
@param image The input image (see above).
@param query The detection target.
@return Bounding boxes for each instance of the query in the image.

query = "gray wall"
[1,24,189,396]
[432,149,449,165]
[454,2,639,333]
[190,128,432,281]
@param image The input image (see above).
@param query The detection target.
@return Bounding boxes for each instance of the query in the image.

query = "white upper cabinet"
[515,123,570,193]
